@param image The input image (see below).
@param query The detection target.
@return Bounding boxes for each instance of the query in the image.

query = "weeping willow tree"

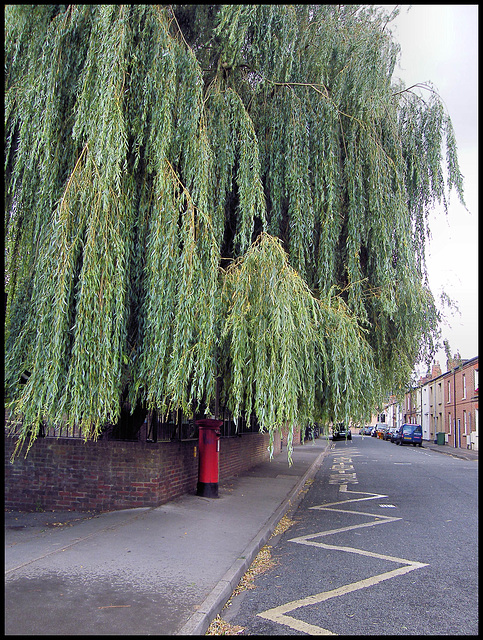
[5,5,464,459]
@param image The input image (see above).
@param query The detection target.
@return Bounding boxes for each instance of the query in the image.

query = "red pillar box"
[196,419,223,498]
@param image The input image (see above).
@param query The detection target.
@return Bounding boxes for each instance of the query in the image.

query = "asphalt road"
[222,435,478,635]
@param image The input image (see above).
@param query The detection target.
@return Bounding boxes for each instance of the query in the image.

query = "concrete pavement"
[5,438,330,636]
[4,435,476,635]
[422,440,478,461]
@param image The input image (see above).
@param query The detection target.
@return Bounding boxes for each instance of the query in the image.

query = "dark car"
[332,423,352,441]
[384,427,397,441]
[394,424,422,447]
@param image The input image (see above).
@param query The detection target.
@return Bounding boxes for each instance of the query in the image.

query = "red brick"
[4,431,282,511]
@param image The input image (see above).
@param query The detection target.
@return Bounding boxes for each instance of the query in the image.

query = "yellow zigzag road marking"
[257,486,428,635]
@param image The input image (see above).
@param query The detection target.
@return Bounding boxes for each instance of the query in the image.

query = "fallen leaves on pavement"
[205,616,245,635]
[206,513,297,634]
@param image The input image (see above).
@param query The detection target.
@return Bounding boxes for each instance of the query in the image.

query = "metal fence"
[5,407,260,443]
[5,417,85,439]
[146,407,259,442]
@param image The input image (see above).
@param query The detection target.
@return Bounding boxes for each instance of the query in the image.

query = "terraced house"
[443,356,478,450]
[384,356,479,451]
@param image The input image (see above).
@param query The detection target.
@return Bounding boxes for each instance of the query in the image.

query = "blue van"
[395,424,422,447]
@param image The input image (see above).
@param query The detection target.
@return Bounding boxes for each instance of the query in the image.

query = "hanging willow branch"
[221,233,379,461]
[5,5,464,460]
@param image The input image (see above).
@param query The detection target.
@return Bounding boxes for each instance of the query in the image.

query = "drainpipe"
[421,385,423,439]
[453,368,457,448]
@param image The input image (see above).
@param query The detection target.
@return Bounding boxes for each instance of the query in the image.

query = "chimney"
[447,352,463,371]
[431,362,442,378]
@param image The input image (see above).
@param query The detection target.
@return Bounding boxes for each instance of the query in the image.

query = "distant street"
[223,435,478,635]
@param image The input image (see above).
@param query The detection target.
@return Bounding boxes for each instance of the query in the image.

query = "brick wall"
[443,359,479,449]
[4,431,283,512]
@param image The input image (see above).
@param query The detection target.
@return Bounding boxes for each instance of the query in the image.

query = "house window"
[448,413,452,435]
[474,369,478,394]
[447,380,451,403]
[462,374,466,399]
[463,411,467,435]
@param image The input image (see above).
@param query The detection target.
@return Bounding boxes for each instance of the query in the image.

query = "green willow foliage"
[5,5,464,458]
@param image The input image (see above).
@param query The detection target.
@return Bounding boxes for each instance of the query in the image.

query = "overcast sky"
[384,4,478,371]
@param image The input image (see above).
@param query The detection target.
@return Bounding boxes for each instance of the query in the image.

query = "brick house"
[382,356,478,451]
[442,356,479,450]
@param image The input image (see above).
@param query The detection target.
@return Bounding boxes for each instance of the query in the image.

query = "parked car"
[332,423,352,441]
[394,424,422,447]
[362,426,373,435]
[371,423,386,438]
[384,427,397,441]
[376,425,387,439]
